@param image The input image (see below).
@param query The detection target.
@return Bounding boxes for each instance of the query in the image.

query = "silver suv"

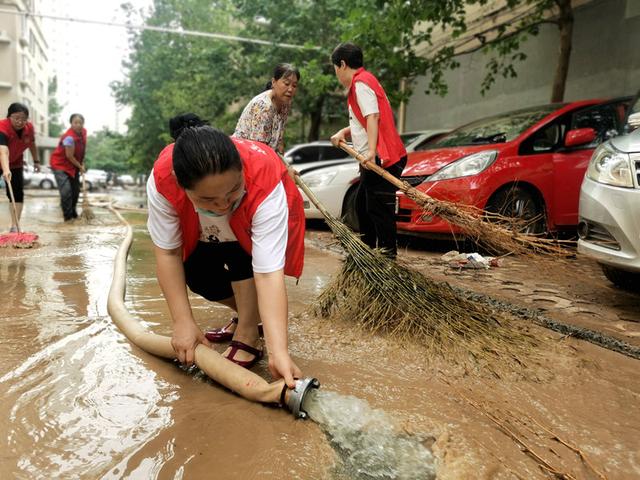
[578,93,640,290]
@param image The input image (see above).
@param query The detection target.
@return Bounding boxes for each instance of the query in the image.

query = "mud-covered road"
[0,190,638,479]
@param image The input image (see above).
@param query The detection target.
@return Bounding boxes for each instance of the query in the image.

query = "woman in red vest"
[330,42,407,258]
[0,103,39,232]
[147,114,305,388]
[49,113,87,221]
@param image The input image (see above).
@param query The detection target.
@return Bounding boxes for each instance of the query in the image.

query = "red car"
[396,98,631,236]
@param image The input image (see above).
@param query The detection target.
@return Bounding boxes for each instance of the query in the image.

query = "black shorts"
[183,241,253,302]
[5,167,24,203]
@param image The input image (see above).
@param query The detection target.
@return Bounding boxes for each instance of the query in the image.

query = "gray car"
[578,94,640,290]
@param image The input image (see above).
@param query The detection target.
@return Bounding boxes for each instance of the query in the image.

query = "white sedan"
[299,130,449,229]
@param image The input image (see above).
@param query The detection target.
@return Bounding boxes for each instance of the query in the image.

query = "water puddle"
[303,390,436,480]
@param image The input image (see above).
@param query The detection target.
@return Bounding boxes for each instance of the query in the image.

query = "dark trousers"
[356,156,407,257]
[53,169,80,221]
[183,241,254,302]
[5,167,24,202]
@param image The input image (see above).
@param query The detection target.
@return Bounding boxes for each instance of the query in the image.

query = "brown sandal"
[205,317,238,343]
[225,340,263,369]
[205,318,264,343]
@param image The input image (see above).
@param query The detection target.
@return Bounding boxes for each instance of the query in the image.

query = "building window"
[29,31,35,56]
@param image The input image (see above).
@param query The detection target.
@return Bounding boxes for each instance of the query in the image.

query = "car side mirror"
[627,112,640,130]
[564,128,596,148]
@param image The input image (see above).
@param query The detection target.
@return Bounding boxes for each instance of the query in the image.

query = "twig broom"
[80,172,95,222]
[338,141,569,257]
[286,160,536,367]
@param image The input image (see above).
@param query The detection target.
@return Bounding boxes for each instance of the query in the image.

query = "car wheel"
[485,186,546,235]
[85,180,93,191]
[40,179,54,190]
[600,264,639,291]
[341,185,360,231]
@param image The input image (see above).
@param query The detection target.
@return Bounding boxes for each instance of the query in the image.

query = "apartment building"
[0,0,56,163]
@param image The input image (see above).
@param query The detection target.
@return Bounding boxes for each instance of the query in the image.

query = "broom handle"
[6,179,21,233]
[82,172,88,199]
[338,141,408,191]
[277,154,339,222]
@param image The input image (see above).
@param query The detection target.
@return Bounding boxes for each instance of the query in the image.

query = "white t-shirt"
[348,82,380,156]
[146,172,288,273]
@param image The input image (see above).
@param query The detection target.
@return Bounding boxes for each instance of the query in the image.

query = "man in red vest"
[0,103,39,232]
[330,42,407,258]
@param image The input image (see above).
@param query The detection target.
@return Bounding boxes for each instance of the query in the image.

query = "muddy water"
[0,193,338,479]
[2,191,640,479]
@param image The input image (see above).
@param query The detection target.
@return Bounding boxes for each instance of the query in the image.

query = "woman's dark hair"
[169,112,207,141]
[70,113,85,123]
[331,42,363,69]
[264,63,301,91]
[172,125,242,190]
[7,102,29,118]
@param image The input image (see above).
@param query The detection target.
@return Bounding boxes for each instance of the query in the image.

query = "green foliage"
[114,0,568,170]
[344,0,561,99]
[113,0,243,172]
[47,76,65,137]
[84,128,131,173]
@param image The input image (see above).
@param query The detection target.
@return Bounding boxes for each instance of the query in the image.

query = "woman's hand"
[171,319,212,366]
[330,129,347,148]
[268,350,302,388]
[2,170,11,182]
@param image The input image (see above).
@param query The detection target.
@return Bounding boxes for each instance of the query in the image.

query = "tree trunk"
[307,96,325,141]
[550,0,574,103]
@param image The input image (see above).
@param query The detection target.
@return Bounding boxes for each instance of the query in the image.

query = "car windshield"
[400,132,421,146]
[425,104,562,149]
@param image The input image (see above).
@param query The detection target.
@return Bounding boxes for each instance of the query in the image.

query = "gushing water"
[302,390,436,480]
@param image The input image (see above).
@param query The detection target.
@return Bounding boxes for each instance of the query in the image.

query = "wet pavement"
[1,189,639,479]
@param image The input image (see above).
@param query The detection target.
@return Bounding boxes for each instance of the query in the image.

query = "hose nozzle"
[286,377,320,419]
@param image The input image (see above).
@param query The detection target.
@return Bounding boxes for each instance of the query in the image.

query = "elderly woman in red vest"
[49,113,87,222]
[0,103,39,232]
[146,114,305,388]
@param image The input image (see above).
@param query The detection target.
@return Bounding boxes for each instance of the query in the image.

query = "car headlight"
[427,150,498,182]
[586,143,633,188]
[301,170,338,188]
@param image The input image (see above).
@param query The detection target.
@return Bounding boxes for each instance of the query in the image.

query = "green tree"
[344,0,575,103]
[84,128,132,173]
[230,0,355,142]
[48,76,65,137]
[113,0,242,172]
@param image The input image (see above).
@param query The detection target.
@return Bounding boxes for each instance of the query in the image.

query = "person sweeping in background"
[50,113,87,222]
[233,63,299,154]
[207,63,300,343]
[0,103,39,232]
[146,114,305,388]
[330,42,407,259]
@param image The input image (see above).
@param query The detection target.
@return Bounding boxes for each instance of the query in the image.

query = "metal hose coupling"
[286,377,320,419]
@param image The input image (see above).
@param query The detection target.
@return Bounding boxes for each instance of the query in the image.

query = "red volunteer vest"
[50,127,87,177]
[153,138,305,278]
[348,68,406,168]
[0,118,35,168]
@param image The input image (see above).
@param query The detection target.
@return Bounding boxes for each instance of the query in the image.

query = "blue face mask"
[195,191,246,217]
